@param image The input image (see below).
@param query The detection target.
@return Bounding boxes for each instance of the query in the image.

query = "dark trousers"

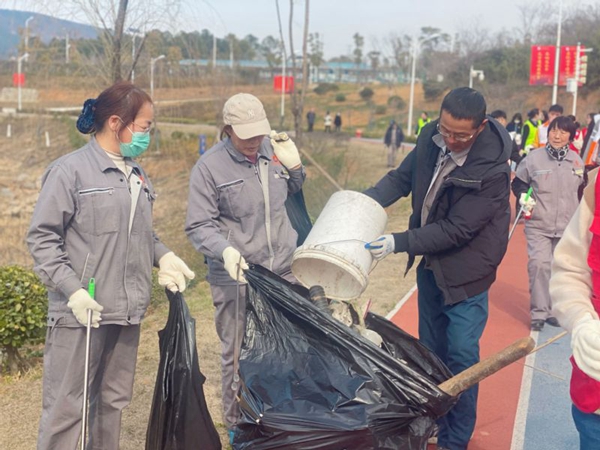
[417,261,489,450]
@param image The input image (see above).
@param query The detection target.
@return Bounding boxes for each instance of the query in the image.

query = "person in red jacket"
[550,169,600,449]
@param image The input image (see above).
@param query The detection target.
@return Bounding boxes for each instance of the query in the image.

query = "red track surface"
[390,217,530,450]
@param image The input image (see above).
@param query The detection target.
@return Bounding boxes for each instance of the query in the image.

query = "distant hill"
[0,9,98,60]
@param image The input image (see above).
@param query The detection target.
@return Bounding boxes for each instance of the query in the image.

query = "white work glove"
[67,289,103,328]
[158,252,196,293]
[364,235,395,261]
[572,313,600,381]
[519,145,533,157]
[270,130,302,169]
[519,193,536,214]
[222,246,249,283]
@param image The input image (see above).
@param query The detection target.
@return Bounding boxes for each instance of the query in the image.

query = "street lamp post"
[469,66,485,88]
[128,27,141,83]
[551,0,563,105]
[571,43,593,116]
[407,33,441,137]
[17,53,29,111]
[150,55,165,99]
[25,16,34,52]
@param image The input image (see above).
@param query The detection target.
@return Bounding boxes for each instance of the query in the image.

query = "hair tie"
[76,98,97,134]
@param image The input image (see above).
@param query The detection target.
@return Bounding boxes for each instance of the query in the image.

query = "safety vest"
[416,117,431,136]
[574,174,600,414]
[523,120,538,148]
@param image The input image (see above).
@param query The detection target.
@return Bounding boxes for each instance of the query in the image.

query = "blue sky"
[1,0,593,58]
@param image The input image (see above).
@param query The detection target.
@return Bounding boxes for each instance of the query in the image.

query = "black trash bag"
[233,265,457,450]
[146,290,222,450]
[285,189,312,246]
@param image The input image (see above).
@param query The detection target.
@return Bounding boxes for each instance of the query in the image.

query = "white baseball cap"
[223,93,271,139]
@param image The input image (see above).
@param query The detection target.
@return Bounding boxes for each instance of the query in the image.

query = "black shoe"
[546,317,560,327]
[531,319,544,331]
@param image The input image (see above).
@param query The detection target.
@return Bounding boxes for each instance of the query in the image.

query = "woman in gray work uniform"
[511,116,585,331]
[185,93,305,439]
[27,82,195,449]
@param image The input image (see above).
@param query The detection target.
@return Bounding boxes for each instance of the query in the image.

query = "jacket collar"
[223,137,271,163]
[88,137,141,174]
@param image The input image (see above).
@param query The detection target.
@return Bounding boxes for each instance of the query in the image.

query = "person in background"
[491,110,522,221]
[334,112,342,132]
[306,108,316,132]
[581,112,597,158]
[533,104,563,148]
[27,82,195,449]
[521,108,541,155]
[506,112,523,147]
[550,167,600,450]
[416,111,431,136]
[568,115,585,153]
[185,93,305,441]
[384,120,404,168]
[364,87,511,450]
[512,116,584,331]
[324,111,333,132]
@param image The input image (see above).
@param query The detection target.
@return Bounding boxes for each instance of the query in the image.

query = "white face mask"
[514,120,520,124]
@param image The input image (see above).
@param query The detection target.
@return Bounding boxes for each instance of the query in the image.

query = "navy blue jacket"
[365,117,512,305]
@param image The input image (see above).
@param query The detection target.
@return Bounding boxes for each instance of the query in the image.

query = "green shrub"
[359,87,375,101]
[374,105,387,115]
[60,116,88,149]
[335,93,346,102]
[387,95,406,110]
[0,265,48,373]
[171,130,187,140]
[313,83,339,95]
[423,80,447,102]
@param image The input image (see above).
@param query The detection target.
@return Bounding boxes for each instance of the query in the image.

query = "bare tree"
[285,0,310,142]
[37,0,182,84]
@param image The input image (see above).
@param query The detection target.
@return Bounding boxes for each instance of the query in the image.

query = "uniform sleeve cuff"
[393,232,409,253]
[59,275,84,299]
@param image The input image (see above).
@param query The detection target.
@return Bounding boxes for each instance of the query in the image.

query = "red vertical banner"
[559,45,585,85]
[273,75,294,93]
[529,46,555,85]
[12,73,25,87]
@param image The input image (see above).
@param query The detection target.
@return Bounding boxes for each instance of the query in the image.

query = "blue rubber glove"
[364,235,395,260]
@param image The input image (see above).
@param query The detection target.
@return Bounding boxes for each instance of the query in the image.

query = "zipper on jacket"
[78,187,114,196]
[258,160,275,270]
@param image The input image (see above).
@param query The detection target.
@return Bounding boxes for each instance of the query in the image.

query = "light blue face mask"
[119,129,151,158]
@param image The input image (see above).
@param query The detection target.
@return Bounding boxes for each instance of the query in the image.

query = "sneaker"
[545,317,560,327]
[531,319,544,332]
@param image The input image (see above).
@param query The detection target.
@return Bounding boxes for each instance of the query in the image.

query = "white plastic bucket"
[291,190,388,300]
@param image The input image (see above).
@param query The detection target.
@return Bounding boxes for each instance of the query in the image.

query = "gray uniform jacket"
[27,138,170,327]
[185,137,305,285]
[515,147,584,237]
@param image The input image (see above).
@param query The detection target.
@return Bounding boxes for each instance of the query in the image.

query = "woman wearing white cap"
[185,93,305,437]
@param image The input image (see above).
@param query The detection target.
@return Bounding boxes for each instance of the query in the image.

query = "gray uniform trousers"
[211,271,295,429]
[37,324,140,450]
[525,228,560,321]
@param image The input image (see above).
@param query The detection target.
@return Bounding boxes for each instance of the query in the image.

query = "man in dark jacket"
[364,87,512,450]
[384,120,405,167]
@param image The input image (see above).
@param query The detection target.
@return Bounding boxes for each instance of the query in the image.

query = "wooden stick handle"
[438,336,535,397]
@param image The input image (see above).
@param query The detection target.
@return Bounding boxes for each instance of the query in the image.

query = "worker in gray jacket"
[512,116,585,331]
[27,82,194,450]
[185,93,304,437]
